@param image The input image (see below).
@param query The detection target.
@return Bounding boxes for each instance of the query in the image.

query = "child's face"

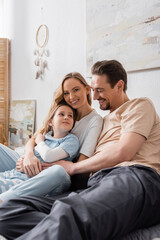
[50,105,74,133]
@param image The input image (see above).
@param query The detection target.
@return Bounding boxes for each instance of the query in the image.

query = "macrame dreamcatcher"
[34,8,49,80]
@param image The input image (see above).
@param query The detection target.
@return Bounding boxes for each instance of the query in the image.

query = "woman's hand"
[35,133,45,145]
[16,156,25,172]
[23,153,42,177]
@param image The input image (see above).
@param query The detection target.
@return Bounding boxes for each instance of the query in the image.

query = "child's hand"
[35,133,45,145]
[16,155,24,172]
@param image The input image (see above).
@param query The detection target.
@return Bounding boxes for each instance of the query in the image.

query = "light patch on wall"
[86,0,160,76]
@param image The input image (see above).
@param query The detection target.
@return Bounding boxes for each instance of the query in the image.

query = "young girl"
[0,103,79,202]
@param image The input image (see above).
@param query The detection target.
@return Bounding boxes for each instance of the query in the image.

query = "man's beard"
[100,104,110,111]
[99,101,110,111]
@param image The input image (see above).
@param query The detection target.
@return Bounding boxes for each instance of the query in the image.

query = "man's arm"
[41,153,88,170]
[52,132,145,175]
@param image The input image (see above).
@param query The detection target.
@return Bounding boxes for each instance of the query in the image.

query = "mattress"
[117,223,160,240]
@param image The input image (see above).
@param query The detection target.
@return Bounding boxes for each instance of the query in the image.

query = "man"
[0,60,160,240]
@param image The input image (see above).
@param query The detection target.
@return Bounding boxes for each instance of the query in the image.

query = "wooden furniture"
[0,38,10,145]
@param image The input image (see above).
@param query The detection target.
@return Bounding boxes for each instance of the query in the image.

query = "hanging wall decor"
[9,100,36,149]
[34,24,49,80]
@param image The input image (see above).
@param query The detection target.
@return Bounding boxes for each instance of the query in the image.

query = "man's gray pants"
[0,165,160,240]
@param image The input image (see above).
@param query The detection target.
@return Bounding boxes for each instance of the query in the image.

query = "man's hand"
[41,162,55,170]
[23,153,42,177]
[35,133,45,145]
[41,160,75,176]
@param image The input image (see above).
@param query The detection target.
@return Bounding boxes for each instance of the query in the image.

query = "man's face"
[91,74,118,112]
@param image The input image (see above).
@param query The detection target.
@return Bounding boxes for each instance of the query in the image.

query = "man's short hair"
[91,60,127,92]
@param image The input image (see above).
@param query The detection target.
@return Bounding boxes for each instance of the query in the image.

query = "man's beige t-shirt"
[95,98,160,174]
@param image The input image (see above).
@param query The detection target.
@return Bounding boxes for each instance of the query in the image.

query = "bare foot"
[0,199,2,204]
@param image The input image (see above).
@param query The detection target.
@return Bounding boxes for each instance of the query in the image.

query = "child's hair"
[33,103,77,139]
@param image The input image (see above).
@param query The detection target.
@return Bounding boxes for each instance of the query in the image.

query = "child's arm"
[35,142,68,162]
[35,133,68,162]
[35,133,79,163]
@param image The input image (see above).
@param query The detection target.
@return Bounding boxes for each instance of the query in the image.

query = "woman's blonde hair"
[33,103,77,139]
[33,72,91,139]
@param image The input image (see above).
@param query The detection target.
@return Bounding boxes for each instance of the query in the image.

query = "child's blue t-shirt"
[34,131,79,162]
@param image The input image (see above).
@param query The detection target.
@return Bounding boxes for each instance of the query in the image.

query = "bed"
[118,223,160,240]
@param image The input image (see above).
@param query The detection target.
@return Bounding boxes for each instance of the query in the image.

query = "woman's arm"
[16,138,42,177]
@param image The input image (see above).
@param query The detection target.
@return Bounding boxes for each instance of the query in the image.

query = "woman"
[0,72,103,195]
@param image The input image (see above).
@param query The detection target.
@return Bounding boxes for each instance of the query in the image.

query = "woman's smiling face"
[63,78,90,109]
